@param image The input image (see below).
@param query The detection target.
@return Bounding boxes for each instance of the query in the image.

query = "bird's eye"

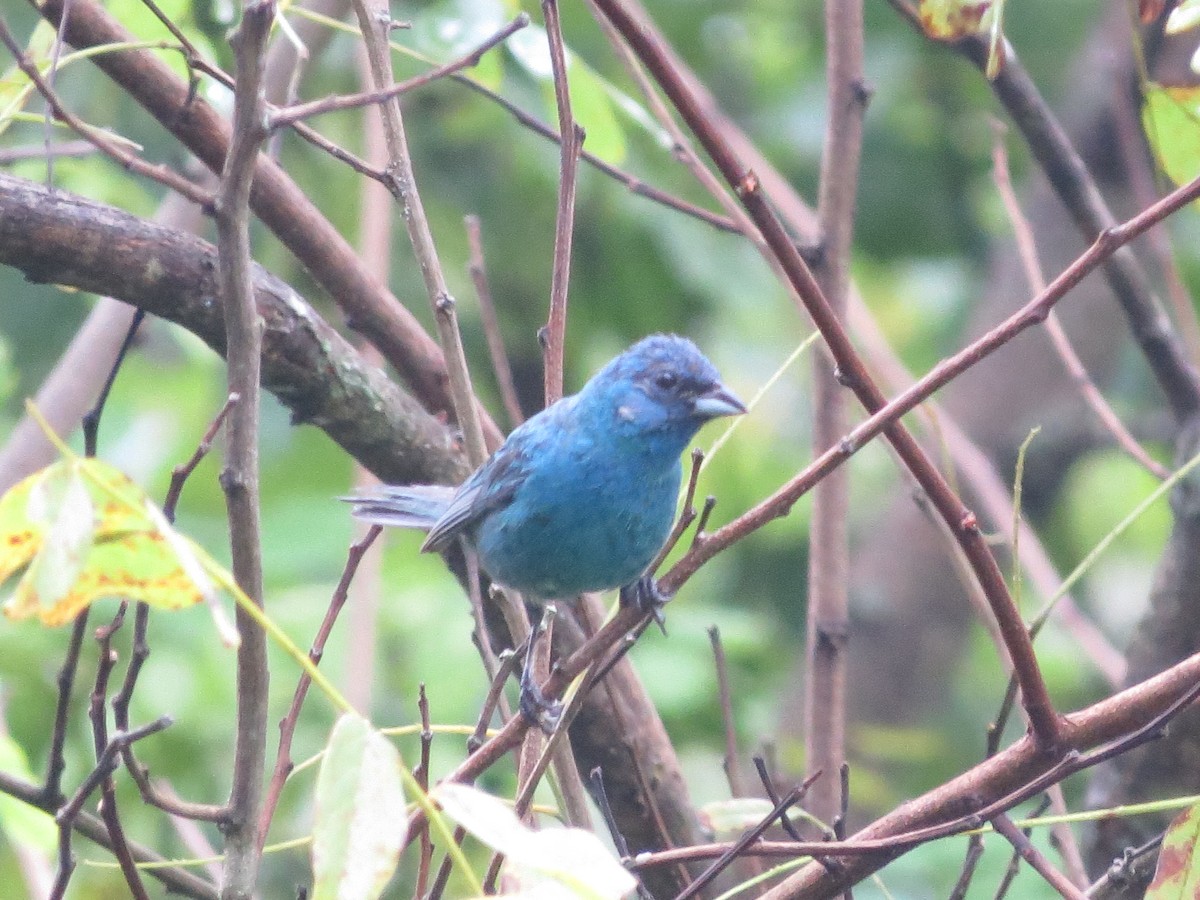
[654,372,679,390]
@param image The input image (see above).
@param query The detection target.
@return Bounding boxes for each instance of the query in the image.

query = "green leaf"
[1147,803,1200,898]
[312,713,407,900]
[0,21,56,138]
[1143,83,1200,190]
[0,732,55,852]
[26,462,95,611]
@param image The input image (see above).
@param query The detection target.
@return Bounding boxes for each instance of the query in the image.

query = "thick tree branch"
[0,173,466,488]
[31,0,503,447]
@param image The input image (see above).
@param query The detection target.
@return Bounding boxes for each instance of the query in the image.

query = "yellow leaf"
[0,458,238,639]
[919,0,994,40]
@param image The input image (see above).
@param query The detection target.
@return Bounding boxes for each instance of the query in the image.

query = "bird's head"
[586,334,746,454]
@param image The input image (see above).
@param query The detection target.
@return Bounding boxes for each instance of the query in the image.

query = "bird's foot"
[519,632,562,735]
[619,575,672,635]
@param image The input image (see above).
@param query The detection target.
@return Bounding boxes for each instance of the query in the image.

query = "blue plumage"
[348,334,744,601]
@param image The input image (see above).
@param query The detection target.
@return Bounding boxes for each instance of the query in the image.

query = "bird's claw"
[620,576,672,635]
[519,634,562,734]
[518,657,564,734]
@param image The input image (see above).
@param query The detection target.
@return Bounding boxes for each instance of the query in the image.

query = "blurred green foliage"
[0,0,1187,896]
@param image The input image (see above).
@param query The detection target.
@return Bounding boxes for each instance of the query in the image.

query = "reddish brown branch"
[540,0,582,406]
[587,0,1061,749]
[257,526,381,847]
[803,0,866,824]
[268,14,528,128]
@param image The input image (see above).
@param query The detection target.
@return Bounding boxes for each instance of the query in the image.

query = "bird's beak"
[692,383,747,419]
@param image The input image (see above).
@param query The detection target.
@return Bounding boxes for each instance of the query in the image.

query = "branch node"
[734,170,760,198]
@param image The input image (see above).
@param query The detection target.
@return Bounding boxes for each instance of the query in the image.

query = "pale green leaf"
[435,783,636,900]
[312,713,407,900]
[1167,0,1200,34]
[1142,84,1200,196]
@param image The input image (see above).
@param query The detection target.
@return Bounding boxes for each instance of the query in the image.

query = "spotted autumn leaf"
[1146,803,1200,898]
[0,458,238,643]
[918,0,994,40]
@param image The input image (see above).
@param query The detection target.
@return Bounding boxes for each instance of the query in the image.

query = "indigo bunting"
[348,334,745,608]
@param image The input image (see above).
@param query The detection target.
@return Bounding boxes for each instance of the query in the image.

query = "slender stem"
[257,526,379,847]
[267,14,528,129]
[991,135,1168,480]
[214,4,275,896]
[707,626,742,797]
[349,0,489,466]
[803,0,865,824]
[540,0,582,405]
[466,214,524,429]
[991,814,1087,900]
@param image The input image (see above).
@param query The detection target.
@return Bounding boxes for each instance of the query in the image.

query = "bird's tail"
[341,484,456,531]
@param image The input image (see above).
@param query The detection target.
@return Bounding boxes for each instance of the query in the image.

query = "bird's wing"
[421,394,576,554]
[420,443,526,553]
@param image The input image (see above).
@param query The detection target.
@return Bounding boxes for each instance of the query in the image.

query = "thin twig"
[350,0,489,466]
[452,73,739,233]
[80,309,145,457]
[268,14,528,129]
[40,614,89,807]
[540,0,583,405]
[0,141,96,164]
[0,16,212,209]
[113,396,237,824]
[753,756,804,842]
[50,716,172,900]
[948,833,986,900]
[991,133,1168,479]
[466,214,524,428]
[675,785,806,900]
[469,647,519,754]
[215,3,275,895]
[415,683,434,898]
[992,812,1086,899]
[708,626,742,797]
[650,448,704,571]
[804,0,866,824]
[257,525,380,846]
[89,611,150,900]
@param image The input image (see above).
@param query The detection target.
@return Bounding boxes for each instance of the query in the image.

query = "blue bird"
[348,334,745,610]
